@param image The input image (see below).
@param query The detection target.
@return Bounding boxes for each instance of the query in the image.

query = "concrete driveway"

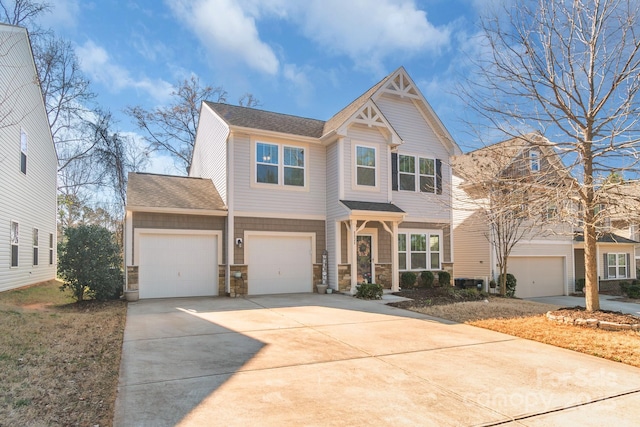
[114,294,640,426]
[528,294,640,317]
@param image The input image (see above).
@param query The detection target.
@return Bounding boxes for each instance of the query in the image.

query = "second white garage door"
[247,234,313,295]
[138,232,219,299]
[508,256,565,298]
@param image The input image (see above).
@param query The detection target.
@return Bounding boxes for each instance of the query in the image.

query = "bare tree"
[0,0,49,29]
[462,0,640,311]
[452,134,572,295]
[126,76,228,172]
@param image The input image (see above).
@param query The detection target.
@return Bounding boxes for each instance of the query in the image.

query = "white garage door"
[508,257,565,298]
[247,234,313,295]
[138,233,218,299]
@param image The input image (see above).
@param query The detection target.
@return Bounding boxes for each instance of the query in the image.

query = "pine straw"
[0,280,127,426]
[408,297,640,368]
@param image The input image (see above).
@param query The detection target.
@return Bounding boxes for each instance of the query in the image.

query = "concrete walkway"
[528,294,640,317]
[114,294,640,426]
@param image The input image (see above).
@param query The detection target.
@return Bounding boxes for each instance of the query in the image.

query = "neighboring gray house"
[125,67,462,298]
[0,24,57,292]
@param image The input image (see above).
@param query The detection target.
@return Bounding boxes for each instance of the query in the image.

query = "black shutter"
[391,153,398,191]
[436,159,442,195]
[603,253,608,279]
[627,253,631,278]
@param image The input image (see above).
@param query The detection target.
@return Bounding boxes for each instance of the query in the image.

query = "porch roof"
[340,200,405,214]
[574,232,638,244]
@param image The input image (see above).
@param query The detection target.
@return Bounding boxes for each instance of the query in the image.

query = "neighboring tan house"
[125,66,462,298]
[0,24,57,292]
[452,134,576,298]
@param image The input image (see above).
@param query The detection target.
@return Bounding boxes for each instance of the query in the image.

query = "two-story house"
[124,67,461,298]
[452,134,577,298]
[0,24,58,292]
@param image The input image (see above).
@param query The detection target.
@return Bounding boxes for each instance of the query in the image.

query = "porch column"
[392,221,399,292]
[349,219,358,294]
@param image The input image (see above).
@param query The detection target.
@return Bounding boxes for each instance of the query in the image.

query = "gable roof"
[205,102,325,138]
[127,172,226,212]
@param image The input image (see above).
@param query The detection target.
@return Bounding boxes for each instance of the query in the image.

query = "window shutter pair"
[391,153,442,194]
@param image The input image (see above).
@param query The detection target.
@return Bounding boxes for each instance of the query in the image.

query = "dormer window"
[530,150,540,173]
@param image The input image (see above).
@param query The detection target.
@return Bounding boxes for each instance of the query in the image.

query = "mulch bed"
[390,286,488,308]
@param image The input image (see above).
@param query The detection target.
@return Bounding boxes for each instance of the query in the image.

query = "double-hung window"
[398,155,415,191]
[605,253,628,279]
[398,231,441,271]
[10,221,18,267]
[395,155,436,193]
[256,142,305,187]
[356,146,376,187]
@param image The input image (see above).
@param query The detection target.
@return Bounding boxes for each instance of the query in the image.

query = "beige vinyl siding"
[452,175,491,278]
[189,104,230,204]
[232,135,327,216]
[376,94,452,221]
[0,26,57,291]
[343,125,389,203]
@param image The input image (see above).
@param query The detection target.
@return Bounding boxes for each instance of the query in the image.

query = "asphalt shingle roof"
[574,232,638,244]
[205,102,326,138]
[340,200,405,213]
[127,172,226,211]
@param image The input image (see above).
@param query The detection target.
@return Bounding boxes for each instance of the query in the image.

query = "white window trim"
[49,232,54,265]
[353,143,379,191]
[396,154,436,194]
[251,140,308,191]
[398,229,443,271]
[606,253,628,279]
[20,128,27,174]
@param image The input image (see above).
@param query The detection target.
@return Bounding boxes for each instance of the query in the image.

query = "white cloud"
[39,0,80,29]
[291,0,451,70]
[76,40,173,103]
[168,0,280,75]
[283,63,314,107]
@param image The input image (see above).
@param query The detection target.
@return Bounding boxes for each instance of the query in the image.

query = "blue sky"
[38,0,492,174]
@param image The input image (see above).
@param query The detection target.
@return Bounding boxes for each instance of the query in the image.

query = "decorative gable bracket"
[382,72,420,99]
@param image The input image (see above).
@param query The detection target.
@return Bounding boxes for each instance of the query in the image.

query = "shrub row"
[400,270,451,289]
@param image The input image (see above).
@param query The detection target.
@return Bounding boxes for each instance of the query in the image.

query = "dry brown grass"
[408,296,640,368]
[0,280,127,426]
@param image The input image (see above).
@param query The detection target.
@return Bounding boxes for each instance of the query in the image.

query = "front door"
[357,235,373,283]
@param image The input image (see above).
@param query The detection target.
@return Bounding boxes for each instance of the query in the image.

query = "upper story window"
[356,145,376,187]
[20,129,27,174]
[255,141,305,187]
[530,150,540,173]
[395,154,437,193]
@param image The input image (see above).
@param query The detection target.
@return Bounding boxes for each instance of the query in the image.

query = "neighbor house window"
[33,228,38,266]
[10,221,18,267]
[356,146,376,186]
[20,129,27,174]
[605,253,628,279]
[530,150,540,172]
[398,231,441,271]
[49,233,54,265]
[546,203,557,220]
[256,142,305,187]
[398,155,415,191]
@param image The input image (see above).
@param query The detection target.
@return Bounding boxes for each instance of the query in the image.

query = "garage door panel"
[508,257,564,298]
[247,235,313,295]
[139,233,218,299]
